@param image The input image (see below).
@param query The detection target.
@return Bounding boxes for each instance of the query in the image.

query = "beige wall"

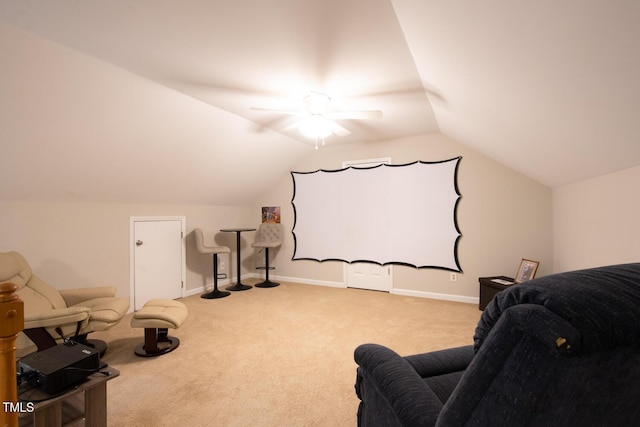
[255,133,553,300]
[6,144,638,304]
[552,165,640,272]
[0,201,255,299]
[1,133,553,305]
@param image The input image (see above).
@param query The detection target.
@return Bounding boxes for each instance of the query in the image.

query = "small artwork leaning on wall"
[515,258,540,283]
[261,206,281,223]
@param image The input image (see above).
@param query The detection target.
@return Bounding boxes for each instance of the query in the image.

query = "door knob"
[136,240,144,246]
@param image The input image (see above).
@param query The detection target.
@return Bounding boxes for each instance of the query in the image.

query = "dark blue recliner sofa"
[354,263,640,426]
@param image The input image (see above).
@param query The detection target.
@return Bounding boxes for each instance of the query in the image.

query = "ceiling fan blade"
[353,83,446,104]
[281,118,350,137]
[250,107,303,116]
[328,121,351,137]
[280,121,301,133]
[328,110,383,120]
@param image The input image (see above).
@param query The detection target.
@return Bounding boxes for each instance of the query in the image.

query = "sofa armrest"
[24,306,90,329]
[59,286,116,307]
[404,345,474,378]
[355,344,446,427]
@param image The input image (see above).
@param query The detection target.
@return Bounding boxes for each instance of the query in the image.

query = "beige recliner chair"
[0,251,130,355]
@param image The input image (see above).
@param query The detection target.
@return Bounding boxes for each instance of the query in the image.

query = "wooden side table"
[479,276,515,311]
[18,367,119,427]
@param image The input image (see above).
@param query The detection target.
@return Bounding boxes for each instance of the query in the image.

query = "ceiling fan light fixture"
[299,114,333,139]
[304,92,331,114]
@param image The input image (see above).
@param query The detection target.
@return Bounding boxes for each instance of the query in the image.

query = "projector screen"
[291,158,462,271]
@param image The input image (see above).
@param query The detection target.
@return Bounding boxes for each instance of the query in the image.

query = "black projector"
[18,341,101,394]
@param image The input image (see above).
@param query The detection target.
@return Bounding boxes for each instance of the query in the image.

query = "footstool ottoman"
[131,299,188,357]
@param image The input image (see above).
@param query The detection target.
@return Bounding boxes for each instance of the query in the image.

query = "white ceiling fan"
[250,91,383,148]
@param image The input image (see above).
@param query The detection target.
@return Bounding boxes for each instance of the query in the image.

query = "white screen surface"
[291,158,462,270]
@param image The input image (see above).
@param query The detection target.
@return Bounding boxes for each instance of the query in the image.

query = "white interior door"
[343,157,392,292]
[345,263,392,292]
[131,217,185,311]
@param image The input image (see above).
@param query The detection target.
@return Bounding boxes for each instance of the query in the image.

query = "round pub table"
[220,228,256,291]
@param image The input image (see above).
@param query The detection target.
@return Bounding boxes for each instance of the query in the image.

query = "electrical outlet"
[450,272,457,281]
[219,260,226,272]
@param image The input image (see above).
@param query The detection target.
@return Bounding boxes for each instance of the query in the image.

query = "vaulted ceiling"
[1,0,639,205]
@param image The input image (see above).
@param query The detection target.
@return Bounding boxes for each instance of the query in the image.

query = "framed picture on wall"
[515,259,539,283]
[261,206,281,223]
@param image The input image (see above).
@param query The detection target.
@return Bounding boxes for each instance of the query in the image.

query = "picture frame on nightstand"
[515,258,539,283]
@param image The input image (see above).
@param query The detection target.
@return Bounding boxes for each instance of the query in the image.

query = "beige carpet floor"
[93,280,482,426]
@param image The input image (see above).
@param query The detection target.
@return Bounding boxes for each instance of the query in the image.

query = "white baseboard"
[184,277,234,297]
[269,273,345,288]
[272,274,478,305]
[186,273,478,306]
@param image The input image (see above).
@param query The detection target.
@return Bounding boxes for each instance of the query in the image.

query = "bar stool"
[194,228,231,299]
[252,223,283,288]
